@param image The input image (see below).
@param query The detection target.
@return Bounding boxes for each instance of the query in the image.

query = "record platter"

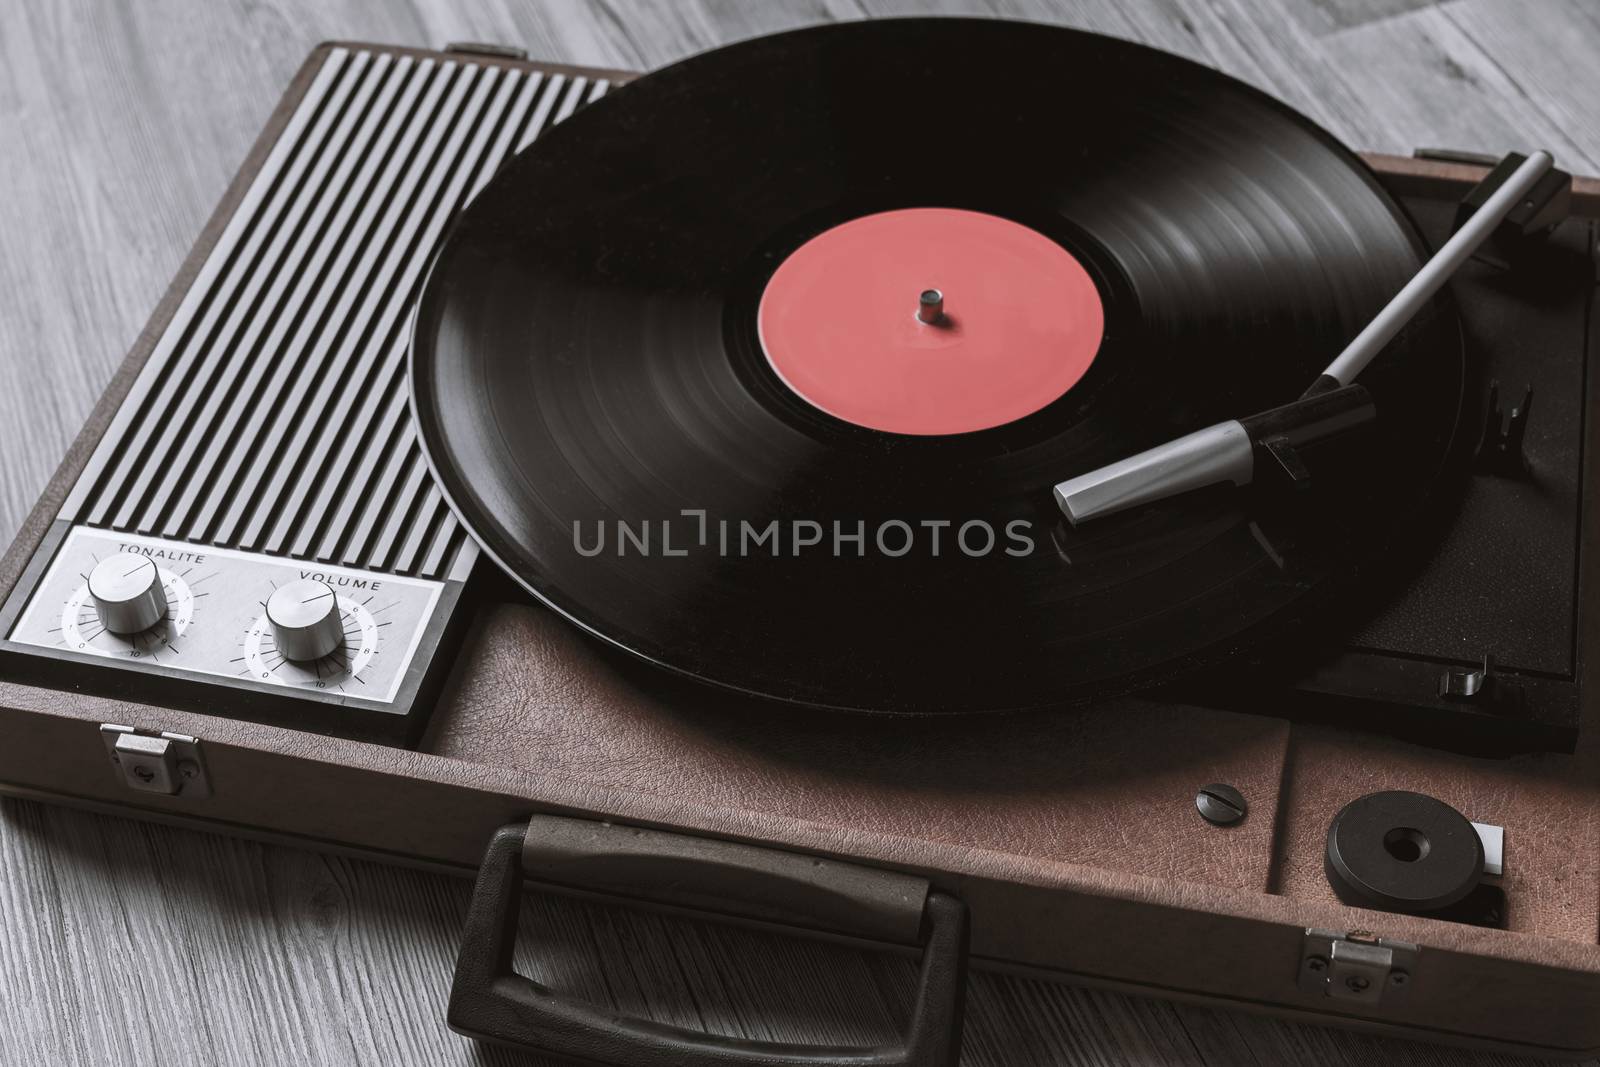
[411,19,1464,716]
[3,20,1600,1062]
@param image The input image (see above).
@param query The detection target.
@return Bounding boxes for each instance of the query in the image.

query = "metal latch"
[444,42,529,60]
[1299,929,1418,1005]
[100,724,211,798]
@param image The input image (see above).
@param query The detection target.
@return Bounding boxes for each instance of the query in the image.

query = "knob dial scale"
[242,582,380,691]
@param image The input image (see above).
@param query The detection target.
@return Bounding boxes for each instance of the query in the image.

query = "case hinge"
[1299,928,1418,1005]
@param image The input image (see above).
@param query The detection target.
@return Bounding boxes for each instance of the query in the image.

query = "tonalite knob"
[88,555,169,635]
[266,579,344,662]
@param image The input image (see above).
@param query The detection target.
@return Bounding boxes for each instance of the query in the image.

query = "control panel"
[2,526,456,739]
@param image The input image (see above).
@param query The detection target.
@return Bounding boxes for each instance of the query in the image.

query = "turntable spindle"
[917,288,945,325]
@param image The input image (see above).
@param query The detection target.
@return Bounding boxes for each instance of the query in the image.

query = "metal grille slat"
[368,444,431,570]
[138,51,419,538]
[206,60,478,547]
[337,389,415,568]
[515,73,567,151]
[64,48,352,524]
[134,52,410,537]
[114,51,390,533]
[281,70,544,563]
[553,77,590,125]
[257,64,523,556]
[330,384,411,566]
[394,484,448,575]
[419,514,466,579]
[239,62,507,552]
[83,48,367,529]
[67,48,611,578]
[172,58,454,548]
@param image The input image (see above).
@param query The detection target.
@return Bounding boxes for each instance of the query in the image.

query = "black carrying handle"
[449,817,969,1066]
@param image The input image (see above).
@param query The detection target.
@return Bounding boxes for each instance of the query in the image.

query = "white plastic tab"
[1472,821,1505,876]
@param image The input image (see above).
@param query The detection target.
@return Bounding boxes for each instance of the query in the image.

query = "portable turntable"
[2,20,1599,1063]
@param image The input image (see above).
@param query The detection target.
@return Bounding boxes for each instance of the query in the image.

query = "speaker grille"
[63,47,608,578]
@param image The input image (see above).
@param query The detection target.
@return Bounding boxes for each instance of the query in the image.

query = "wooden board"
[3,1,1599,1064]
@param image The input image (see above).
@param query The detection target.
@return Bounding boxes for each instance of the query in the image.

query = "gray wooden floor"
[2,1,1597,1064]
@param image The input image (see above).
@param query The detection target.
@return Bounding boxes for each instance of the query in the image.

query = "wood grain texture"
[2,1,1598,1064]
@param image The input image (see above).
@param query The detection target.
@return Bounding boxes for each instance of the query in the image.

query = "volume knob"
[266,580,344,662]
[88,555,169,635]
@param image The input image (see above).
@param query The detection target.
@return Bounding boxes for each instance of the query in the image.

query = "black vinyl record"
[410,19,1466,713]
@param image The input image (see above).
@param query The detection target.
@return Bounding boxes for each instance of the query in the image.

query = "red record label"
[757,207,1105,435]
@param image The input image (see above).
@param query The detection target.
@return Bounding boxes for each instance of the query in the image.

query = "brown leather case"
[3,42,1599,1058]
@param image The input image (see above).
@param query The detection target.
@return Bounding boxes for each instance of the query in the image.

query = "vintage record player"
[3,21,1600,1063]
